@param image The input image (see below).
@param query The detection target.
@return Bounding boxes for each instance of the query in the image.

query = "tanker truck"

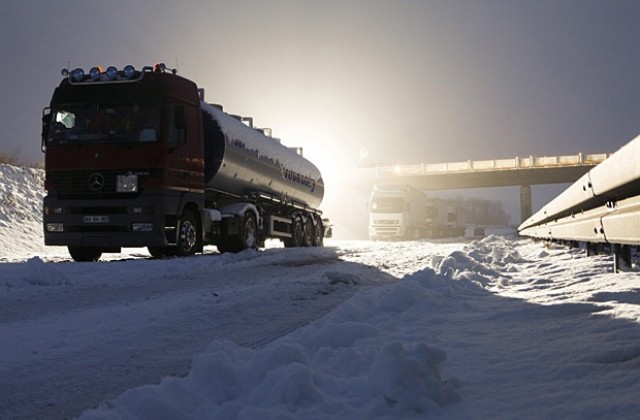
[41,63,328,261]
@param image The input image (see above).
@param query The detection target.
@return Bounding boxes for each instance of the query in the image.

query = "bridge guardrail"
[351,153,609,179]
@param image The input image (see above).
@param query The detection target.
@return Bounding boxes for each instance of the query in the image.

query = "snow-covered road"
[0,240,463,420]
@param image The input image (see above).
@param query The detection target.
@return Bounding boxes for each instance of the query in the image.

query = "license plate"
[83,215,110,223]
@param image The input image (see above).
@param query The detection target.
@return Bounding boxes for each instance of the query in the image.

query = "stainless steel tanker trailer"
[41,63,329,261]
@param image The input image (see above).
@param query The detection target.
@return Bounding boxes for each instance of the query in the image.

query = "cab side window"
[169,104,186,146]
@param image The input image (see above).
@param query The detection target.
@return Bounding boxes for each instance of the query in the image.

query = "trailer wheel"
[176,209,200,257]
[302,215,314,247]
[68,246,102,262]
[312,218,324,247]
[240,212,258,250]
[217,212,258,253]
[285,216,303,248]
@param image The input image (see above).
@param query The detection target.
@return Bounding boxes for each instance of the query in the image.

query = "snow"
[2,162,640,419]
[0,164,48,259]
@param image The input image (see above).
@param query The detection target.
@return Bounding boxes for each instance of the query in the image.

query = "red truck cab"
[42,64,205,261]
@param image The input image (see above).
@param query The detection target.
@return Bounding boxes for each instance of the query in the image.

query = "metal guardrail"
[351,153,609,179]
[518,135,640,270]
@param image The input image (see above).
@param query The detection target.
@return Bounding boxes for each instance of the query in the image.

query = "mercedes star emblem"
[89,173,105,191]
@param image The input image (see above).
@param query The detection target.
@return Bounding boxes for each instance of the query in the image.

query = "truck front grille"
[47,170,150,199]
[373,219,399,225]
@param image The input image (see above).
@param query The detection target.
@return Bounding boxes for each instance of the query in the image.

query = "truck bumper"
[369,226,405,239]
[43,192,177,248]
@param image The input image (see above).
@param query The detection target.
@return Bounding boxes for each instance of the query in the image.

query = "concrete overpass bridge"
[349,153,610,223]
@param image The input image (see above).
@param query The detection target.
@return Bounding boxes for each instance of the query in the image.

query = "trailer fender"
[201,208,222,241]
[220,202,259,220]
[219,203,260,234]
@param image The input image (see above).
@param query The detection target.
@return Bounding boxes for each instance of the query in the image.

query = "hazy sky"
[2,0,640,226]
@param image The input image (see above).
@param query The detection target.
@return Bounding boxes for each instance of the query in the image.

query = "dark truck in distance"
[42,64,329,261]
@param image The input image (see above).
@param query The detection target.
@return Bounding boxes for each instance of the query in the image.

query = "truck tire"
[302,215,314,247]
[176,209,200,257]
[284,216,303,248]
[239,212,258,250]
[312,218,324,247]
[217,212,258,253]
[68,246,102,262]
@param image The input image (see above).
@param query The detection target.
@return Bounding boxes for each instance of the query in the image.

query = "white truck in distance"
[369,186,467,240]
[368,185,428,240]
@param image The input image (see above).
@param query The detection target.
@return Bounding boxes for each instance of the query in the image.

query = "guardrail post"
[613,244,632,273]
[520,185,532,223]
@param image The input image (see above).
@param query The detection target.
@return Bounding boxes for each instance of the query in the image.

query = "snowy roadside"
[80,237,640,419]
[0,164,48,260]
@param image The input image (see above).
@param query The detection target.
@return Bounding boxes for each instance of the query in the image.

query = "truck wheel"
[217,212,258,253]
[313,219,324,247]
[302,216,314,247]
[68,246,102,262]
[240,212,258,250]
[176,209,200,257]
[284,216,303,248]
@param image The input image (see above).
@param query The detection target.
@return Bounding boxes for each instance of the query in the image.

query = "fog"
[3,0,639,232]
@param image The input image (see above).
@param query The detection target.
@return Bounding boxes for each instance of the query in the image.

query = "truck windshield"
[371,197,405,213]
[48,103,161,145]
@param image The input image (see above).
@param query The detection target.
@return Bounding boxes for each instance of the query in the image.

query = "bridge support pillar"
[520,185,532,223]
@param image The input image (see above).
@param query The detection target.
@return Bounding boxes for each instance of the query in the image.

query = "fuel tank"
[202,102,324,209]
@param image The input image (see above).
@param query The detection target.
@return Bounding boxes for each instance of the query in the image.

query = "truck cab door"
[166,102,204,192]
[166,103,189,190]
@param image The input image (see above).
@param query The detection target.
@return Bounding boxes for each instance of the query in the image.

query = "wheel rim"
[179,220,197,253]
[244,217,257,249]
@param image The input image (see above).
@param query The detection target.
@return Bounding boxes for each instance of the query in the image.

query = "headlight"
[71,68,85,82]
[44,207,63,215]
[106,66,118,80]
[123,65,136,79]
[89,66,102,81]
[132,223,153,232]
[46,223,64,232]
[116,174,138,193]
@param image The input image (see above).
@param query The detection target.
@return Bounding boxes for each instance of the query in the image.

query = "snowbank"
[81,267,463,419]
[80,235,640,419]
[0,163,48,259]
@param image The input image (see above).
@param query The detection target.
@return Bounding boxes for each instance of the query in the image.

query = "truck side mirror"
[41,107,51,152]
